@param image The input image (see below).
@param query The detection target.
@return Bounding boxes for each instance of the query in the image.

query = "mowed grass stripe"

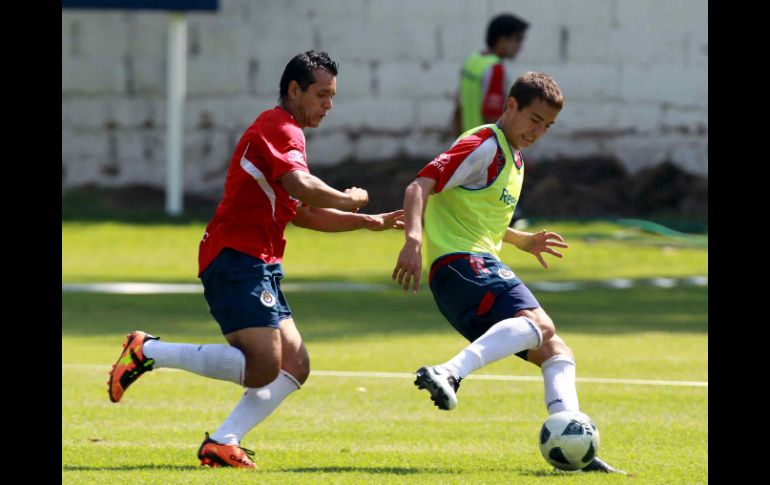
[63,364,707,388]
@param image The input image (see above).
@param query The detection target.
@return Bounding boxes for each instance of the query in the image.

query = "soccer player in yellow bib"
[393,72,625,474]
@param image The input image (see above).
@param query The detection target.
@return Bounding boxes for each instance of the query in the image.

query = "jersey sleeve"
[481,63,507,121]
[417,129,497,193]
[261,121,309,181]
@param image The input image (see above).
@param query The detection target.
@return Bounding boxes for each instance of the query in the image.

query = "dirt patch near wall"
[62,157,707,225]
[313,156,708,222]
[520,157,708,221]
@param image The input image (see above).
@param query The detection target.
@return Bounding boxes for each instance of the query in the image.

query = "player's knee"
[284,357,310,384]
[293,362,310,384]
[516,309,555,343]
[527,335,573,366]
[530,315,555,343]
[244,361,281,388]
[541,334,573,359]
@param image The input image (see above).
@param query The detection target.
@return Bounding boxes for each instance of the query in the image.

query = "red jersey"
[198,106,309,275]
[481,63,508,122]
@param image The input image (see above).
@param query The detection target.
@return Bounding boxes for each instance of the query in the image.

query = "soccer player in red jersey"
[108,51,403,468]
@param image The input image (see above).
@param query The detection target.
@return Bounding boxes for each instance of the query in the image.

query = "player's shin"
[541,354,579,414]
[443,316,542,379]
[143,340,246,385]
[210,370,301,444]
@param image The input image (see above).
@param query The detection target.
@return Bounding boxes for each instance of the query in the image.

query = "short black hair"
[279,50,339,102]
[486,13,529,48]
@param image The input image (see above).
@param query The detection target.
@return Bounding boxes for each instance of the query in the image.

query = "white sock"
[442,316,542,379]
[541,354,579,414]
[211,370,301,445]
[143,340,245,386]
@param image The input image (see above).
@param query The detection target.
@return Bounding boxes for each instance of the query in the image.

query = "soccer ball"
[539,410,600,471]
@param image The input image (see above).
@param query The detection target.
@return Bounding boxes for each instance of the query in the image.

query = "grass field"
[62,219,707,284]
[62,219,708,484]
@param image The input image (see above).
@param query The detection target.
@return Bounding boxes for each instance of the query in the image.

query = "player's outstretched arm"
[392,177,435,293]
[503,227,568,269]
[280,170,368,211]
[292,207,404,232]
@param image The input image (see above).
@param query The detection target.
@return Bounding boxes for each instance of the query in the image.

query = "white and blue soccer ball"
[539,410,600,471]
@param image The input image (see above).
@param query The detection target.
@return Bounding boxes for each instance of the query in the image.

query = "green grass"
[62,220,707,483]
[62,220,707,284]
[62,287,707,484]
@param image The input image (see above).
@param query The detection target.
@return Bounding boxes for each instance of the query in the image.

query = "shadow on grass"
[62,185,214,226]
[518,467,638,478]
[278,465,435,475]
[518,469,584,478]
[62,464,199,472]
[62,285,707,341]
[62,464,549,476]
[275,465,586,477]
[279,465,554,475]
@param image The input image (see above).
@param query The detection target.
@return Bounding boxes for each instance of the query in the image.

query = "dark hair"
[486,13,529,48]
[279,50,339,102]
[508,72,564,110]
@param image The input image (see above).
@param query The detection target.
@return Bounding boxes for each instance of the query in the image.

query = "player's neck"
[490,44,507,58]
[496,120,519,150]
[279,102,302,127]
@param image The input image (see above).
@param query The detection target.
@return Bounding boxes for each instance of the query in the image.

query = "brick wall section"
[62,0,708,196]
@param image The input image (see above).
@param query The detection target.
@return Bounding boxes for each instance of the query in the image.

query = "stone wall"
[62,0,708,196]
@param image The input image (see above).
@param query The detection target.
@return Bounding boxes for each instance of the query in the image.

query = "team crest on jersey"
[497,268,515,280]
[259,289,276,308]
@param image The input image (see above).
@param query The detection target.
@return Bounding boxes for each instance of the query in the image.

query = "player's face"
[294,69,336,128]
[503,97,560,149]
[501,33,525,59]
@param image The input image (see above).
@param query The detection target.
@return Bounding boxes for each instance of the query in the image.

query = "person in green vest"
[453,13,529,136]
[393,72,625,474]
[453,13,531,228]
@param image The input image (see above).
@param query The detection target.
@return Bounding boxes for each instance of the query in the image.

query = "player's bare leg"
[199,325,305,468]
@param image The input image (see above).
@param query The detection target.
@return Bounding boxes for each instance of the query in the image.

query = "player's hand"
[523,229,568,269]
[392,240,422,293]
[344,187,369,210]
[364,210,405,231]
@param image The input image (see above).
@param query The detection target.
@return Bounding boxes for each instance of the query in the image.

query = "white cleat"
[414,366,461,410]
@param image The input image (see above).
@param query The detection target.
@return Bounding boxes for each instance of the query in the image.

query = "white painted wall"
[62,0,708,195]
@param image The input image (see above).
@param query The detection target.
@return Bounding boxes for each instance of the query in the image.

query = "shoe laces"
[448,375,462,392]
[202,433,255,460]
[239,446,255,459]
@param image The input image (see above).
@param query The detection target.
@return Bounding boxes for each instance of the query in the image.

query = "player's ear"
[507,96,518,112]
[288,80,301,100]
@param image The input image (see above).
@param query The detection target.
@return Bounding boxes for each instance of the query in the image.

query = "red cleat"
[198,432,258,469]
[107,331,158,403]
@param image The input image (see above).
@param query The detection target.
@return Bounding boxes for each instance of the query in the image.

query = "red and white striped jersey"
[417,126,523,193]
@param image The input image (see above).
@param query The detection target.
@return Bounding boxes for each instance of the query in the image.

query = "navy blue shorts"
[199,248,292,335]
[429,253,540,359]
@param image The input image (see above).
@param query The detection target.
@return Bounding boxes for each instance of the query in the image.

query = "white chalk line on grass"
[62,276,707,295]
[61,282,386,294]
[312,370,708,388]
[62,364,707,388]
